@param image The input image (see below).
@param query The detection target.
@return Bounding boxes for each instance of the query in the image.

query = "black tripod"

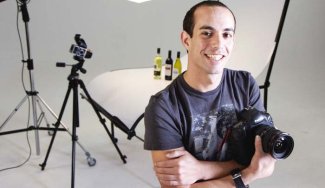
[39,57,127,188]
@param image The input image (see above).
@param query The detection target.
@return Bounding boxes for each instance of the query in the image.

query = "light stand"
[259,0,290,111]
[0,0,95,165]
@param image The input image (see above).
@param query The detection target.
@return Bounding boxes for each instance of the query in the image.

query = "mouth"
[206,54,224,61]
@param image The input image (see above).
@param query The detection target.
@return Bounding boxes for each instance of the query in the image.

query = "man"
[144,1,276,187]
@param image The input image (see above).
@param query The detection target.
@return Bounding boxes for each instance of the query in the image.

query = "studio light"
[128,0,151,3]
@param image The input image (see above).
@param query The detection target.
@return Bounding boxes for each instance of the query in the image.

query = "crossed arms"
[151,136,276,188]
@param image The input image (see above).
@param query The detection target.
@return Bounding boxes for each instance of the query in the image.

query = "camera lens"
[274,138,286,153]
[270,132,294,159]
[256,126,294,159]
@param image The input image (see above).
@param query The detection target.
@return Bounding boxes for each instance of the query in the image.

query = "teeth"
[207,54,223,61]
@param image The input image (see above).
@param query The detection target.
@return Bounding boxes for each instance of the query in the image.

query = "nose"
[211,34,224,50]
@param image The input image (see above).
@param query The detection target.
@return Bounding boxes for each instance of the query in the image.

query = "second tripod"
[39,35,127,188]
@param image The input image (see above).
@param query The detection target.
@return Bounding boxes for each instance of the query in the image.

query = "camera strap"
[216,128,232,159]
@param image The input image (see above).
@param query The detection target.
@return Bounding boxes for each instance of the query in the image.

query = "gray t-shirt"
[144,68,264,161]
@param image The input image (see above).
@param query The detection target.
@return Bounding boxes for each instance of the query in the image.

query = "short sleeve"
[144,94,184,150]
[248,73,265,111]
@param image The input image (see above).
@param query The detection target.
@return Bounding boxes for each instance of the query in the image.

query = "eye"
[223,32,234,39]
[202,31,213,38]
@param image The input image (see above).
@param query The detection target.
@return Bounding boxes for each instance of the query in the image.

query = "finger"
[155,158,178,168]
[154,165,178,174]
[160,179,181,187]
[156,173,179,181]
[255,135,263,153]
[166,150,187,158]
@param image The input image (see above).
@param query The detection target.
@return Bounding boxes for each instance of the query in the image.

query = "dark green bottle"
[165,50,173,80]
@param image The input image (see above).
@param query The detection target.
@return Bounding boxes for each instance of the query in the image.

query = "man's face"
[183,6,235,75]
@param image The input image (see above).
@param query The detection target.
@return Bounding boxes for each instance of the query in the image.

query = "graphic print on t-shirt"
[190,104,237,161]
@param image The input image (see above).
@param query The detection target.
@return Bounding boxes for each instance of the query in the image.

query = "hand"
[243,136,276,183]
[154,150,202,186]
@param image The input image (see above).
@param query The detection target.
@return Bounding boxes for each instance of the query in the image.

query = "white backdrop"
[0,0,283,80]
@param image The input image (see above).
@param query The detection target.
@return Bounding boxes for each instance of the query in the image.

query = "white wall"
[263,1,325,187]
[0,0,284,114]
[1,0,284,78]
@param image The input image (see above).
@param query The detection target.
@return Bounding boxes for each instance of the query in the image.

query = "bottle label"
[154,59,162,79]
[173,69,180,77]
[154,70,161,76]
[165,64,172,76]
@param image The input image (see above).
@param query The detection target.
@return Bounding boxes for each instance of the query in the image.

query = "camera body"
[70,45,92,59]
[229,107,294,166]
[69,34,92,61]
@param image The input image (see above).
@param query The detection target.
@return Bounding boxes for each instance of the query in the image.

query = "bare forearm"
[154,136,276,188]
[188,168,252,188]
[190,157,275,188]
[168,160,242,188]
[190,175,236,188]
[198,160,242,181]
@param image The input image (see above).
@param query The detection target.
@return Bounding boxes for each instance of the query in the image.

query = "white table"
[87,68,172,132]
[86,54,268,139]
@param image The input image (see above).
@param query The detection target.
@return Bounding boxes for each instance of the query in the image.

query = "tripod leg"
[39,86,72,170]
[0,95,28,131]
[111,122,118,143]
[71,80,80,188]
[35,98,51,135]
[79,80,127,164]
[264,86,268,111]
[30,92,41,155]
[36,95,96,166]
[71,123,77,188]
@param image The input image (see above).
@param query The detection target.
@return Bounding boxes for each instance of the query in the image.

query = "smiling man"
[144,1,276,188]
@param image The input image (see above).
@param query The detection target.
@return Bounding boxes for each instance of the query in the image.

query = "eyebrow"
[199,25,234,32]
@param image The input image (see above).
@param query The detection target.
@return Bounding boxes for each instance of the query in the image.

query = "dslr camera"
[228,107,294,166]
[70,34,92,61]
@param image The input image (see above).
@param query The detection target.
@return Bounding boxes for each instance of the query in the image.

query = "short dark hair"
[183,1,236,37]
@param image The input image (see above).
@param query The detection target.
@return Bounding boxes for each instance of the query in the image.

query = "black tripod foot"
[39,163,46,171]
[121,155,127,164]
[47,123,55,136]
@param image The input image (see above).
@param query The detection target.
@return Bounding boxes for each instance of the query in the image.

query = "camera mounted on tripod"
[70,34,93,62]
[57,34,93,74]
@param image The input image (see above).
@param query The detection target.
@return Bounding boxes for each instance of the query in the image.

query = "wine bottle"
[173,51,182,78]
[153,48,162,79]
[165,50,173,80]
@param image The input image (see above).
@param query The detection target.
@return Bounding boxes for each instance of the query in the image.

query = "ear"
[180,31,191,50]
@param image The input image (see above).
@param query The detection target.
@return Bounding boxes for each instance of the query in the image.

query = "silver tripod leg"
[0,94,41,155]
[0,95,28,131]
[36,95,96,166]
[0,94,96,166]
[35,98,50,132]
[31,91,40,155]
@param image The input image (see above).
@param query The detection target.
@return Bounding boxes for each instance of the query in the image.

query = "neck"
[183,69,224,92]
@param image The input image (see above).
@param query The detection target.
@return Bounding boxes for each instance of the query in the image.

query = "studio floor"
[0,65,324,188]
[0,96,158,188]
